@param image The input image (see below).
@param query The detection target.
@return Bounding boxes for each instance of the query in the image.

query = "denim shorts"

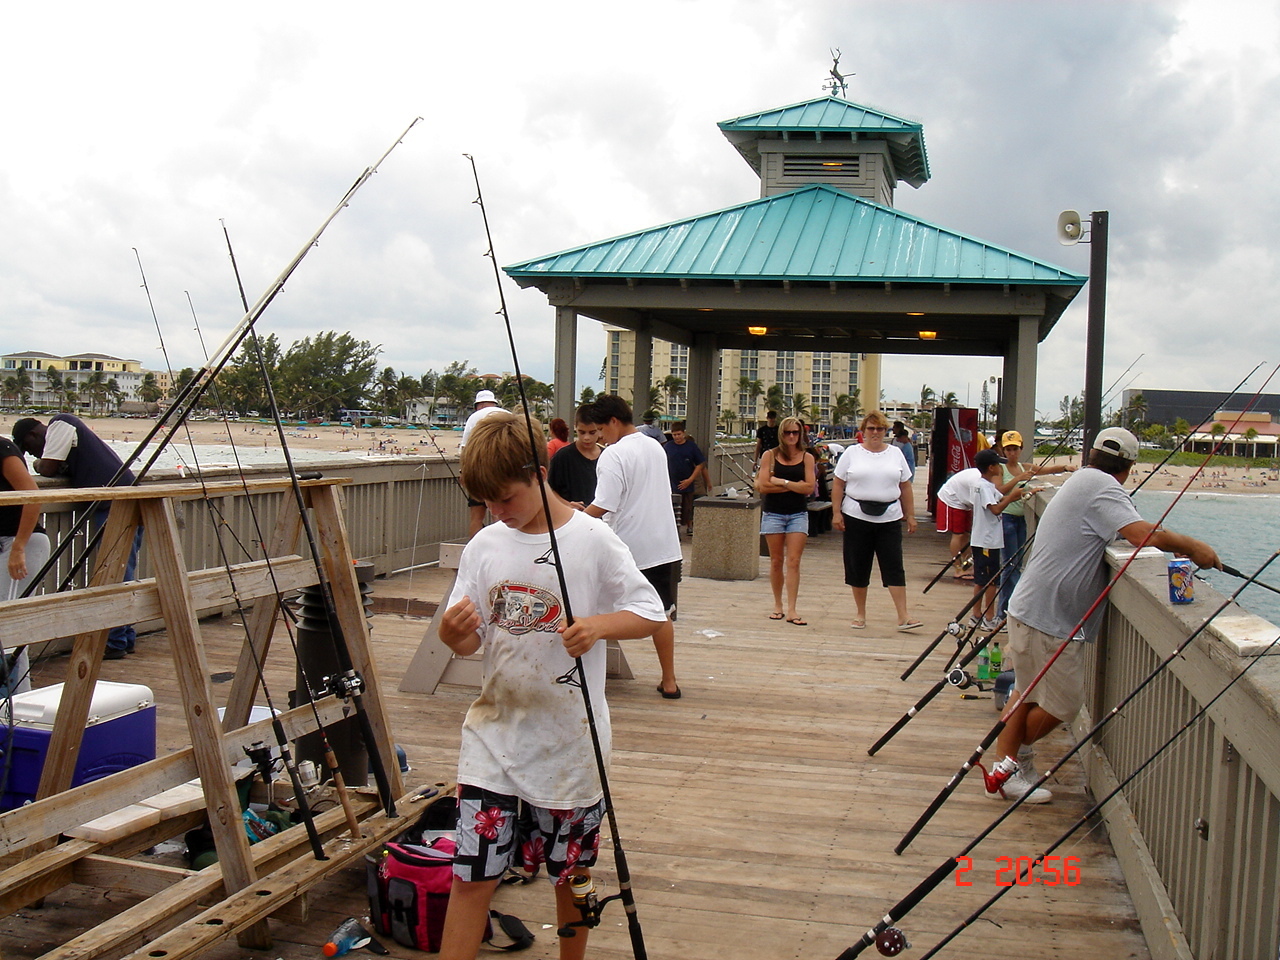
[761,511,809,535]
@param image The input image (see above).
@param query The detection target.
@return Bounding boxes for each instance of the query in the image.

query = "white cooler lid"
[6,681,155,730]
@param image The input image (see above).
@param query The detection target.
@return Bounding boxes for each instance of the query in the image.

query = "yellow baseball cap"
[1000,430,1024,448]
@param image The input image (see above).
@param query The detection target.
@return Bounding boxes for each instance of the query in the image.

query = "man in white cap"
[988,427,1220,805]
[460,389,502,537]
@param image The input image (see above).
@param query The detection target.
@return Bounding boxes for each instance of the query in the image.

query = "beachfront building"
[1121,387,1280,429]
[0,350,147,409]
[504,92,1086,450]
[603,327,874,432]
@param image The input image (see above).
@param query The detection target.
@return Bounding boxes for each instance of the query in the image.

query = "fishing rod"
[467,154,648,960]
[868,624,1003,756]
[222,221,398,819]
[17,118,422,599]
[898,538,1028,682]
[173,287,335,857]
[837,545,1280,959]
[894,372,1277,855]
[711,440,757,488]
[1218,562,1280,598]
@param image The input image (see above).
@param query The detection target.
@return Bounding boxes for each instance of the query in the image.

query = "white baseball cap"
[1092,427,1139,461]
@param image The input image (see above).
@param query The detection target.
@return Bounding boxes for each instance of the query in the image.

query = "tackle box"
[1,681,156,811]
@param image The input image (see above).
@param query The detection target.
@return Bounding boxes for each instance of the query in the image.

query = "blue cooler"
[1,681,156,811]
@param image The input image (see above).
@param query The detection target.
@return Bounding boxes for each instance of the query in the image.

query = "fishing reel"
[946,668,989,692]
[875,926,911,956]
[557,875,622,938]
[945,620,964,638]
[244,740,276,787]
[324,669,366,700]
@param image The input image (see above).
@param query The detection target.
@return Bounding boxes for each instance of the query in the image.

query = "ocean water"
[1133,489,1280,627]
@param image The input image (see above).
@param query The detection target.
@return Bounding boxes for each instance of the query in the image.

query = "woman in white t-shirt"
[832,411,923,632]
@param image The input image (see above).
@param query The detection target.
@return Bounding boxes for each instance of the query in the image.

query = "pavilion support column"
[1009,316,1039,451]
[688,333,719,455]
[554,306,578,423]
[630,319,654,415]
[1001,347,1018,435]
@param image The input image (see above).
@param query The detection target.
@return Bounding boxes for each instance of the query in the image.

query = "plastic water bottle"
[976,645,991,681]
[323,917,371,957]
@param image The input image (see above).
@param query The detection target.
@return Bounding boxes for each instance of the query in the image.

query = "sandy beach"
[85,416,466,459]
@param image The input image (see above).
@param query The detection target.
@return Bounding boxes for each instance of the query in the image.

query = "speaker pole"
[1081,211,1109,459]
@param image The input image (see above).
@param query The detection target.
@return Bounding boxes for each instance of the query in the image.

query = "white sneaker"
[980,617,1004,632]
[987,769,1052,804]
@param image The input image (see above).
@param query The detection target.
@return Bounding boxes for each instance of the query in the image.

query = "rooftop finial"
[823,48,852,98]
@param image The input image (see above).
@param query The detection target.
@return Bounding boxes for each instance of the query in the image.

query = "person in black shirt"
[754,410,779,466]
[548,411,603,508]
[13,415,140,659]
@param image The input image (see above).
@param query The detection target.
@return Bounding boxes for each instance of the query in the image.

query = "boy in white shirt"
[438,410,665,960]
[969,450,1032,629]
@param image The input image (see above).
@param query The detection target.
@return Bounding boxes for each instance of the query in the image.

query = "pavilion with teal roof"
[505,94,1087,447]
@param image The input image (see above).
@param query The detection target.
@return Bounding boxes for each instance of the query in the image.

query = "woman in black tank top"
[754,416,816,625]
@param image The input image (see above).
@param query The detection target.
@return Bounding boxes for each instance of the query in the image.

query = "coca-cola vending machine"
[926,407,979,516]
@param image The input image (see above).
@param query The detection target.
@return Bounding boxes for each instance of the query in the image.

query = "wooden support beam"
[35,500,141,806]
[139,496,269,949]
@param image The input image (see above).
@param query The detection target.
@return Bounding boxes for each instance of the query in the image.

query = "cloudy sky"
[2,0,1276,418]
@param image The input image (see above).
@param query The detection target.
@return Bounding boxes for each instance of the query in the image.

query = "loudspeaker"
[1057,210,1085,245]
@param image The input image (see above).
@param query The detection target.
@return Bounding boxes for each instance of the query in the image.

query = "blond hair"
[460,410,547,502]
[861,410,890,431]
[777,416,806,455]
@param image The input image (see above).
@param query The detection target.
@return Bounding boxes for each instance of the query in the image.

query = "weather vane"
[823,48,853,97]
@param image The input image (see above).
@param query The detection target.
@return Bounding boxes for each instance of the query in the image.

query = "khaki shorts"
[1005,617,1085,723]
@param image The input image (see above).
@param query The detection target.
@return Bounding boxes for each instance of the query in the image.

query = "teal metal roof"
[504,185,1087,286]
[718,96,931,187]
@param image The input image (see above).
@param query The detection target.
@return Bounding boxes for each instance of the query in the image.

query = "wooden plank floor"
[0,498,1150,960]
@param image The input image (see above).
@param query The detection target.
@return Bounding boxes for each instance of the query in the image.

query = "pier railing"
[1025,491,1280,960]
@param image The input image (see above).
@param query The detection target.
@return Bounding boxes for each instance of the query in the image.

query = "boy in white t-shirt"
[969,449,1032,628]
[438,410,665,960]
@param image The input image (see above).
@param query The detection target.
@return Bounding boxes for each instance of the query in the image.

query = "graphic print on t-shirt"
[488,581,564,635]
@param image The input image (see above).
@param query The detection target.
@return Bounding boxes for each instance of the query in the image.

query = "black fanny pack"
[856,499,895,517]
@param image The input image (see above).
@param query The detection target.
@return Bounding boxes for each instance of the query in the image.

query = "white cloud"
[1,0,1276,418]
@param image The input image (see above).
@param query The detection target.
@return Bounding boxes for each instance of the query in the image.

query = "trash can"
[689,494,761,581]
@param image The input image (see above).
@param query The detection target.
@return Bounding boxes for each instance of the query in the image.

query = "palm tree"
[940,390,960,408]
[647,385,662,414]
[765,384,786,418]
[920,384,936,411]
[376,367,398,417]
[13,368,32,407]
[661,375,685,416]
[82,371,107,415]
[44,367,65,410]
[831,392,860,433]
[1245,427,1260,458]
[719,408,737,436]
[792,392,809,421]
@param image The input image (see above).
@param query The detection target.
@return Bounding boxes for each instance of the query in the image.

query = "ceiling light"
[748,326,768,336]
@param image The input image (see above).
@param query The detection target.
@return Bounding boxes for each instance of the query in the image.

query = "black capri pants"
[841,515,906,588]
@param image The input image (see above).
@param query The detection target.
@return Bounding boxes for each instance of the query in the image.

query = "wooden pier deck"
[1,505,1150,960]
